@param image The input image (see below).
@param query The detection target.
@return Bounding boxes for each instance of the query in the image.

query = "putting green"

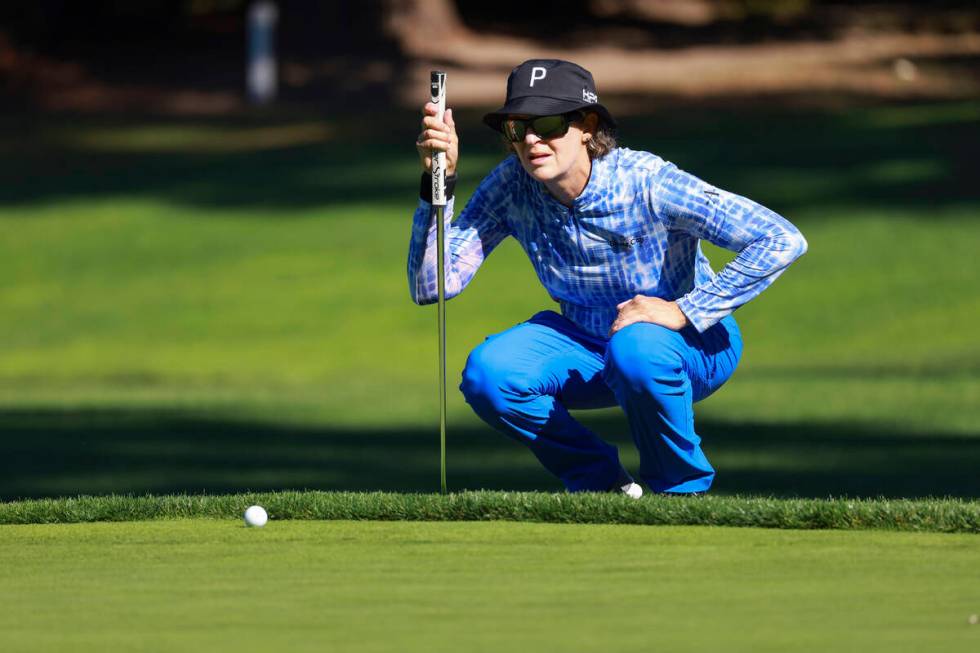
[1,520,977,652]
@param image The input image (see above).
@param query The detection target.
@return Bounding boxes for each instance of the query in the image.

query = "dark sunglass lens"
[503,120,525,142]
[531,115,567,139]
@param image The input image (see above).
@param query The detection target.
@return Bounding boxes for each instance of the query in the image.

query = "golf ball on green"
[244,505,268,527]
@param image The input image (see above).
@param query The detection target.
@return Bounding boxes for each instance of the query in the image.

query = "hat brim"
[483,96,617,132]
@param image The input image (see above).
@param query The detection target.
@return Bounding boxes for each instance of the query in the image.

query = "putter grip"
[430,71,447,207]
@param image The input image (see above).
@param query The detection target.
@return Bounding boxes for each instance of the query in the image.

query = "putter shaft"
[430,70,448,495]
[436,205,447,495]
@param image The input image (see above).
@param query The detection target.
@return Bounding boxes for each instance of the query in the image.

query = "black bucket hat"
[483,59,616,133]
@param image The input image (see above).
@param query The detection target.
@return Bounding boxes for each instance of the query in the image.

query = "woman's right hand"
[416,102,458,176]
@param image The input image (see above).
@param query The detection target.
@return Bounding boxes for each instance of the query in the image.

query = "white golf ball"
[244,505,268,527]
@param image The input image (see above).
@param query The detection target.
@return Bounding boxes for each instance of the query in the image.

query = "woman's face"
[508,113,597,186]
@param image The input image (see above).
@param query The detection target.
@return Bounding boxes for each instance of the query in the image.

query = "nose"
[523,131,541,145]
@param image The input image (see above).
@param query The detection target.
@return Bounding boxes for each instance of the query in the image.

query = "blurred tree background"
[2,1,978,110]
[0,1,977,500]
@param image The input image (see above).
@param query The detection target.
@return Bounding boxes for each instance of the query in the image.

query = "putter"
[430,70,448,494]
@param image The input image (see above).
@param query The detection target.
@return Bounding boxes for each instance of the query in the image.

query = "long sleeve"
[650,163,808,332]
[407,168,512,305]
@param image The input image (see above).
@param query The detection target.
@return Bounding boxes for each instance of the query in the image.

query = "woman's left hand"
[609,295,689,336]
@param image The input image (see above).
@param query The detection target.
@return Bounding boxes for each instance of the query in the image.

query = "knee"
[460,342,536,415]
[604,323,684,389]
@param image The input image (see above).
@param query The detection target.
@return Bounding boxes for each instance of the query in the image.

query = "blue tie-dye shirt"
[408,148,807,337]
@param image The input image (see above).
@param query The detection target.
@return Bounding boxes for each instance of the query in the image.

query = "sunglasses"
[501,112,583,142]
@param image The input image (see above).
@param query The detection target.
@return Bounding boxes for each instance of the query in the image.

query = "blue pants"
[459,311,742,494]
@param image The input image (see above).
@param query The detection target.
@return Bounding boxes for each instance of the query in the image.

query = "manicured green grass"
[0,99,977,653]
[1,520,978,653]
[0,100,977,499]
[2,491,979,533]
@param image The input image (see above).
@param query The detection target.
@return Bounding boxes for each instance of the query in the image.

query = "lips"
[529,151,551,165]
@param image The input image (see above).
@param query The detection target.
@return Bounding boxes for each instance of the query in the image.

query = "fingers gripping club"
[430,72,447,206]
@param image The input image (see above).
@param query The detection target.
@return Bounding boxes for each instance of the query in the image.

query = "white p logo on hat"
[529,67,547,87]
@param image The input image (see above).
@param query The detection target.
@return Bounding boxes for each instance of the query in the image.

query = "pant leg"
[602,315,742,494]
[459,311,623,492]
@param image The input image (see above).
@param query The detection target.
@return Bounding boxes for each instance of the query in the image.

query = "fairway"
[1,100,978,500]
[1,520,978,653]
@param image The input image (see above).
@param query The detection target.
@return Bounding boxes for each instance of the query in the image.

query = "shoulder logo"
[530,67,547,87]
[582,89,598,103]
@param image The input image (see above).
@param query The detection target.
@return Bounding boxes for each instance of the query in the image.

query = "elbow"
[790,229,808,261]
[408,280,459,306]
[408,279,460,305]
[779,225,807,263]
[407,265,437,305]
[409,283,435,306]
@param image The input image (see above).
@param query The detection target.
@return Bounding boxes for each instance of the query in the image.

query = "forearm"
[677,222,808,332]
[651,163,808,332]
[407,162,514,305]
[407,197,469,304]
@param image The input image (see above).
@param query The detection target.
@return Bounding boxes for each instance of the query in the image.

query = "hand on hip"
[609,295,689,336]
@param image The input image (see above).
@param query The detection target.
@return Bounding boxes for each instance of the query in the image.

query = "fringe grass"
[1,491,978,533]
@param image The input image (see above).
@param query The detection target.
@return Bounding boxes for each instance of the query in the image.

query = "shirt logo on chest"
[579,222,649,252]
[611,234,646,251]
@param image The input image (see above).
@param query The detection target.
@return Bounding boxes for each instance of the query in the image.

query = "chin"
[522,160,558,182]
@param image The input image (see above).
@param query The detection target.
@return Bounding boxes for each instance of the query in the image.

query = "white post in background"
[247,1,278,104]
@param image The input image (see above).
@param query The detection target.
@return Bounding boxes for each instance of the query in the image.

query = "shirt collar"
[572,152,613,209]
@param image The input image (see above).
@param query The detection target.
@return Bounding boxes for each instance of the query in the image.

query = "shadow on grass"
[1,408,977,500]
[1,98,977,214]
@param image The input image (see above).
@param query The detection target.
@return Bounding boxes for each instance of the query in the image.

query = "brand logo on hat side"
[530,67,547,87]
[582,89,598,103]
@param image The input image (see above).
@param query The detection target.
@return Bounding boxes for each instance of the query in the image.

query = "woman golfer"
[409,59,807,497]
